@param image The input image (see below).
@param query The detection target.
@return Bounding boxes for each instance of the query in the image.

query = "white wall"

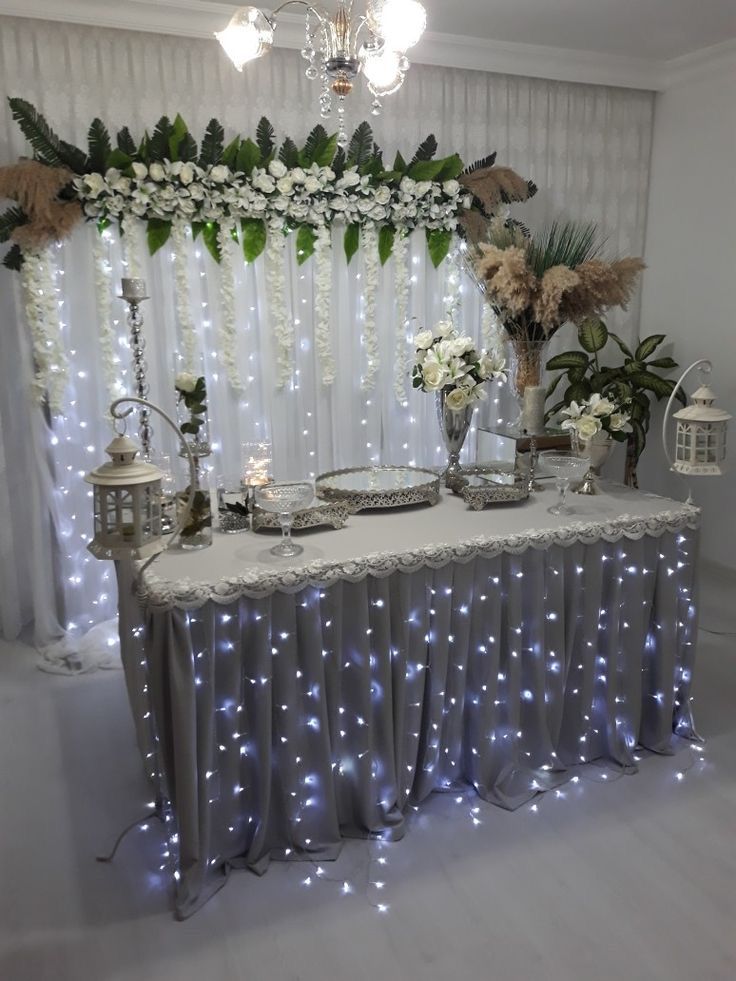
[638,55,736,569]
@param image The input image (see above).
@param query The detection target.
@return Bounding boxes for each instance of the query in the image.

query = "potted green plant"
[545,318,685,487]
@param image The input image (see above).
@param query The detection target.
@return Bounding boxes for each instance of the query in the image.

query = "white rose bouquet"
[560,392,631,442]
[411,320,506,409]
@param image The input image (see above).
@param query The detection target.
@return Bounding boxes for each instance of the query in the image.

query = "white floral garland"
[171,220,199,372]
[266,225,293,388]
[91,230,124,403]
[482,301,506,361]
[20,247,68,414]
[120,214,143,279]
[216,223,246,394]
[361,223,380,393]
[313,225,335,386]
[393,231,410,403]
[76,162,467,241]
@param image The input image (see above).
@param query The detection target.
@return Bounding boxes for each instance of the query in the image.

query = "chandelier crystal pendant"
[216,1,427,144]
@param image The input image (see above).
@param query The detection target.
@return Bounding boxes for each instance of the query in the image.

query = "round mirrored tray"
[315,466,441,512]
[448,464,530,510]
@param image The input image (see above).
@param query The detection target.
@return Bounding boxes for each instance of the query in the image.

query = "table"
[116,485,701,918]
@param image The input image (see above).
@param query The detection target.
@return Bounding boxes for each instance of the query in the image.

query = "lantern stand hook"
[661,359,712,505]
[109,396,197,573]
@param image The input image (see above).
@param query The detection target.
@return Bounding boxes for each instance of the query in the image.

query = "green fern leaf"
[347,122,373,167]
[256,116,275,160]
[87,118,112,172]
[199,118,225,167]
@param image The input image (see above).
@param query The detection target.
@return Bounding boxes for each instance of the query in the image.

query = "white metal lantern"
[86,434,165,560]
[662,360,731,498]
[86,396,197,564]
[672,384,730,475]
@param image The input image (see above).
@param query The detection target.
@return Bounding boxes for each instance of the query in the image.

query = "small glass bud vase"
[177,462,213,550]
[217,473,249,533]
[173,354,211,460]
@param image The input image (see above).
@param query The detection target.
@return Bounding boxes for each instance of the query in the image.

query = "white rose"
[84,173,106,198]
[357,198,374,214]
[330,196,348,212]
[252,173,276,193]
[304,176,321,194]
[268,159,287,178]
[608,412,629,431]
[188,183,205,200]
[414,181,432,198]
[276,176,295,195]
[576,415,603,440]
[290,167,306,183]
[449,336,474,357]
[434,320,454,338]
[422,363,448,390]
[375,186,392,205]
[132,162,148,180]
[178,163,195,185]
[478,353,505,380]
[209,164,229,183]
[175,372,198,393]
[443,179,460,196]
[112,176,131,193]
[149,162,165,182]
[400,176,416,194]
[320,167,335,182]
[414,330,434,350]
[370,206,387,221]
[104,167,121,184]
[178,198,196,215]
[445,387,470,411]
[337,170,361,189]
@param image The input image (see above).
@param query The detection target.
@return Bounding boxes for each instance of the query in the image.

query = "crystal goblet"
[255,482,313,557]
[538,451,589,515]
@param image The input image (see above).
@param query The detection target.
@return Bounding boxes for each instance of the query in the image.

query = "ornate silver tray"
[315,466,441,513]
[252,498,350,532]
[448,464,530,510]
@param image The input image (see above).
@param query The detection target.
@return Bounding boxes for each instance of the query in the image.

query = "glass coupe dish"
[254,481,314,556]
[537,451,589,515]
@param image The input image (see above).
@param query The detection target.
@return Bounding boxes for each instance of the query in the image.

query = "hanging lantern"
[672,384,730,475]
[85,433,164,560]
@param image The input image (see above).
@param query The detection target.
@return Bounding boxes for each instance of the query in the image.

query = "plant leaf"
[0,206,28,244]
[221,136,240,170]
[629,418,646,464]
[2,243,24,271]
[635,334,666,361]
[301,124,329,166]
[546,351,590,371]
[436,153,464,181]
[87,118,112,172]
[199,118,225,167]
[236,138,260,175]
[607,332,634,359]
[393,150,407,173]
[378,225,395,265]
[344,224,360,264]
[347,122,373,167]
[565,381,592,404]
[545,373,564,400]
[647,356,678,370]
[201,222,221,263]
[106,149,132,171]
[149,116,171,160]
[426,228,452,268]
[577,317,608,354]
[278,137,299,168]
[408,159,445,181]
[628,370,676,400]
[256,116,275,160]
[296,224,316,265]
[331,145,346,178]
[168,113,189,162]
[116,126,137,157]
[241,217,267,262]
[8,97,65,168]
[462,152,497,175]
[146,218,172,255]
[410,134,438,164]
[179,132,198,163]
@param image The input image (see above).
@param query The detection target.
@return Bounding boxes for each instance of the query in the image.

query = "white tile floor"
[1,568,735,981]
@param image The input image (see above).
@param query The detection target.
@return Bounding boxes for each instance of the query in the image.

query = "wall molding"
[664,37,736,88]
[0,0,733,92]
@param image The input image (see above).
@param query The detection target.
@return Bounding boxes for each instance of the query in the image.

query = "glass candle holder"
[217,473,250,533]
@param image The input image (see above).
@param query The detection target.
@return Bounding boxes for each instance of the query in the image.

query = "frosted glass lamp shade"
[361,46,405,95]
[216,7,274,71]
[370,0,426,52]
[86,434,164,560]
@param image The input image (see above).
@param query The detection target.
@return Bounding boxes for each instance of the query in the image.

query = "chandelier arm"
[110,396,197,562]
[270,1,329,25]
[661,359,712,471]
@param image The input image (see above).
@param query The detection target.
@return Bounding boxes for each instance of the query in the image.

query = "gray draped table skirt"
[117,524,699,918]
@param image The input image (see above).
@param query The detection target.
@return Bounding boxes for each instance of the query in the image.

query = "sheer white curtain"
[0,16,655,644]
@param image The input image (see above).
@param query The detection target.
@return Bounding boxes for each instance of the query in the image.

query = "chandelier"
[216,1,427,145]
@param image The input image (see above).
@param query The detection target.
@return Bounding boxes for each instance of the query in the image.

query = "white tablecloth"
[117,485,701,918]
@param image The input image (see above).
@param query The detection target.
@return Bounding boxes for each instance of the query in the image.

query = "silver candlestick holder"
[120,277,153,459]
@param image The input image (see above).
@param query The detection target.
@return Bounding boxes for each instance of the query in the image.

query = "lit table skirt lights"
[116,486,700,918]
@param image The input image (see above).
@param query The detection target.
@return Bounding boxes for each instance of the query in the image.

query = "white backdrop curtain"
[0,16,655,644]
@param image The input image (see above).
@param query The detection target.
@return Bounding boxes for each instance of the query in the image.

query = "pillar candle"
[521,385,546,435]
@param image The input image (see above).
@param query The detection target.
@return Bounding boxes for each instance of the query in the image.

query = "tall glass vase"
[436,389,475,484]
[507,334,550,428]
[173,353,212,550]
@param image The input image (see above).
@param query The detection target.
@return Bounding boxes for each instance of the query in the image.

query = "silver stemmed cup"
[255,482,313,557]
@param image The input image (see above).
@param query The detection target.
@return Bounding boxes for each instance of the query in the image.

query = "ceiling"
[1,0,735,89]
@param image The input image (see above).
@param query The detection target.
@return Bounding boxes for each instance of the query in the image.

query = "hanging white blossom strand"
[313,225,335,386]
[361,224,380,393]
[171,220,199,372]
[91,230,124,403]
[20,247,68,414]
[482,301,506,360]
[445,245,463,321]
[120,214,143,279]
[393,231,410,403]
[216,223,246,394]
[266,225,293,388]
